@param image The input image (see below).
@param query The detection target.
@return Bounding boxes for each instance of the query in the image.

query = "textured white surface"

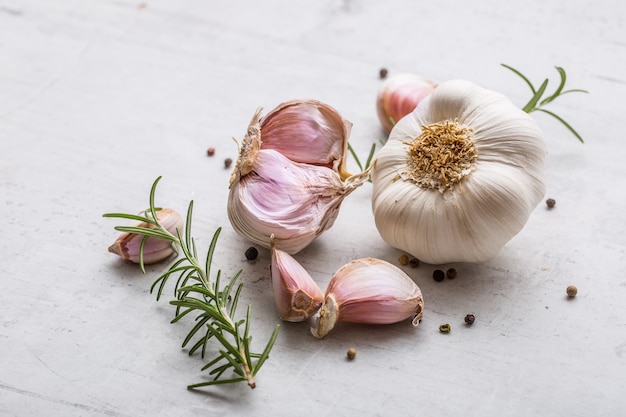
[1,1,625,416]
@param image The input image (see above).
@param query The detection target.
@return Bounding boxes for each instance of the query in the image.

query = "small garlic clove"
[259,99,352,176]
[376,73,437,133]
[311,258,424,339]
[270,235,324,322]
[108,208,183,264]
[228,147,370,254]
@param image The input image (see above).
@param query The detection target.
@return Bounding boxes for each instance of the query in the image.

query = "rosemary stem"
[240,345,256,389]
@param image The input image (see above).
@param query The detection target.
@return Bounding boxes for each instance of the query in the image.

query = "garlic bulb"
[228,100,370,254]
[311,258,424,339]
[270,235,324,322]
[371,79,546,264]
[376,73,437,133]
[108,208,183,264]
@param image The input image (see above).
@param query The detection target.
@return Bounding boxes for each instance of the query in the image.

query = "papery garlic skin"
[376,73,437,133]
[311,258,424,339]
[371,79,547,264]
[270,235,324,322]
[108,208,183,264]
[228,101,370,254]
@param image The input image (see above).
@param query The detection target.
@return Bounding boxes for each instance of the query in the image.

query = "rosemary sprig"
[502,63,588,143]
[103,177,280,389]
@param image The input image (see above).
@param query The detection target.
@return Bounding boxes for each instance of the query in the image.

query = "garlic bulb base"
[310,294,338,339]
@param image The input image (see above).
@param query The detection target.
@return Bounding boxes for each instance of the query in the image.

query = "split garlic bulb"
[371,79,547,264]
[311,258,424,339]
[376,73,437,133]
[228,100,370,254]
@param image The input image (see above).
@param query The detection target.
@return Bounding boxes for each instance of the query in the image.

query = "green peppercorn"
[439,324,451,333]
[566,285,577,297]
[398,254,409,266]
[347,348,357,360]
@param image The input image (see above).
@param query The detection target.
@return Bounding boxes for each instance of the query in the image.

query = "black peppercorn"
[546,198,556,209]
[224,158,233,168]
[446,268,457,279]
[207,147,216,156]
[433,269,445,282]
[379,67,388,79]
[244,246,258,261]
[409,258,420,268]
[464,314,475,325]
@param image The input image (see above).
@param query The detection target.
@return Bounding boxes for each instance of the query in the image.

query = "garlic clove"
[311,258,424,339]
[270,235,324,322]
[229,145,370,254]
[376,73,437,133]
[259,99,352,175]
[108,208,183,264]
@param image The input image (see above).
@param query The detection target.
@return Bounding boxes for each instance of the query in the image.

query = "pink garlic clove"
[259,99,351,175]
[108,208,183,264]
[311,258,424,339]
[376,73,437,133]
[269,235,324,322]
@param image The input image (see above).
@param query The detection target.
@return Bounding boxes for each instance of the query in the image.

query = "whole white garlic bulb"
[228,100,370,254]
[371,79,547,264]
[311,258,424,339]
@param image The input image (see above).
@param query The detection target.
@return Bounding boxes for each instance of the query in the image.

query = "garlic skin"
[371,79,547,264]
[228,100,370,254]
[376,73,437,133]
[108,208,183,264]
[270,235,324,322]
[311,258,424,339]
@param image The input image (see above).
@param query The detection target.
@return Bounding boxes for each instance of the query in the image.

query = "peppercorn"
[398,254,409,266]
[439,324,451,333]
[433,269,445,282]
[566,285,578,297]
[224,158,233,168]
[379,68,388,79]
[409,258,420,268]
[446,268,457,279]
[207,147,216,157]
[244,247,258,261]
[347,348,357,360]
[546,198,556,209]
[464,314,475,325]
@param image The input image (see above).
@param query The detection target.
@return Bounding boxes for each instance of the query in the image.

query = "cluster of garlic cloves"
[376,73,437,133]
[311,258,424,339]
[270,235,324,322]
[108,208,183,264]
[228,100,370,254]
[371,79,547,264]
